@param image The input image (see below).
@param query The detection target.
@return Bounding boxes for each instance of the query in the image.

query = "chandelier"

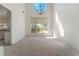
[34,3,46,15]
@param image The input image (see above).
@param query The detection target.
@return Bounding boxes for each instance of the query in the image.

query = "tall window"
[31,17,48,33]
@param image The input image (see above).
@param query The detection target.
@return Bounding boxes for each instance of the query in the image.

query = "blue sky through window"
[34,3,46,13]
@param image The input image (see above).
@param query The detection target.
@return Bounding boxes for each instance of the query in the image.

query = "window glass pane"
[33,3,46,13]
[36,24,42,33]
[42,24,48,33]
[31,24,37,33]
[31,23,48,33]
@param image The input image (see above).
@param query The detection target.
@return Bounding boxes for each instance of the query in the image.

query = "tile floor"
[3,36,79,56]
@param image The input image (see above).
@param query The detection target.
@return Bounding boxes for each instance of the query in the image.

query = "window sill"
[27,33,51,37]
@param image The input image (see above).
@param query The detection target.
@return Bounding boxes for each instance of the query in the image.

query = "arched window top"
[33,3,46,15]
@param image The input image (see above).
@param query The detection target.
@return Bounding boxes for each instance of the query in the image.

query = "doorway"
[0,5,11,45]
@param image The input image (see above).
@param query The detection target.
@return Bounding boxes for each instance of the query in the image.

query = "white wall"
[1,3,26,44]
[25,3,53,36]
[53,3,79,50]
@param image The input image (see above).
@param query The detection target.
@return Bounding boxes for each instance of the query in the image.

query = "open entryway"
[0,5,11,45]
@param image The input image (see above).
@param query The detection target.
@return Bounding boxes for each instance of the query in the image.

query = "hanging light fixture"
[34,3,46,15]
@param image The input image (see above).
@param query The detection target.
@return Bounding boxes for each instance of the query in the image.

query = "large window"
[31,17,48,33]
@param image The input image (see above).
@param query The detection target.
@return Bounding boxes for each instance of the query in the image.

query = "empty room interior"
[0,3,79,56]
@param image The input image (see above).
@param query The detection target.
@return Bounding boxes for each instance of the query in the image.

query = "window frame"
[31,17,49,34]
